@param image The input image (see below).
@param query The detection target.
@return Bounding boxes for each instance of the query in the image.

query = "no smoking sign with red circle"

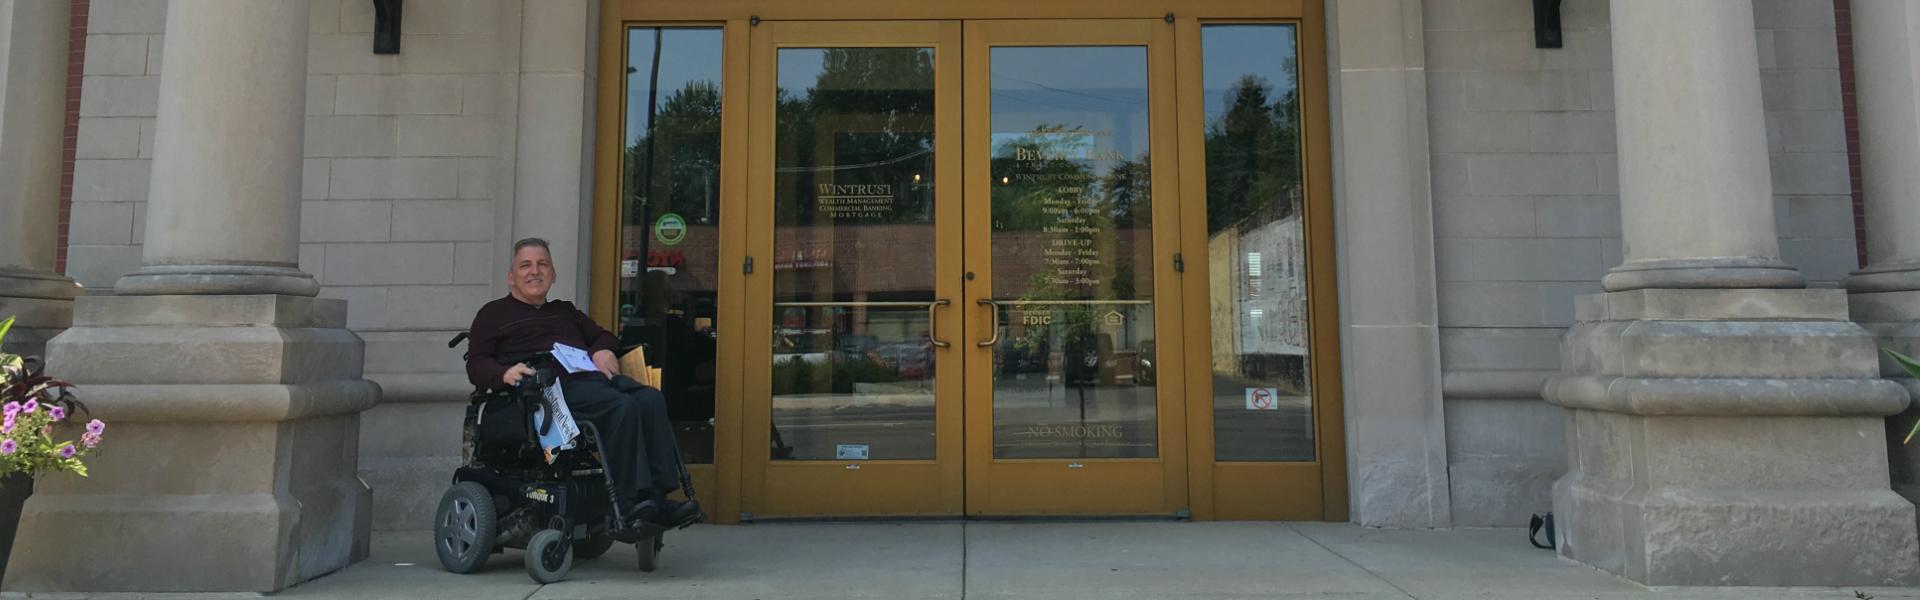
[1244,387,1279,411]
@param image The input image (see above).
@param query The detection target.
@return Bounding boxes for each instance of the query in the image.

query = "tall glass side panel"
[1200,25,1314,462]
[618,27,725,464]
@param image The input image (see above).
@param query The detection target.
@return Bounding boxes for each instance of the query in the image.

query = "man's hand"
[591,349,619,380]
[502,363,536,387]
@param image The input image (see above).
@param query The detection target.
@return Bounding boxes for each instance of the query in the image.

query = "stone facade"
[32,0,1913,581]
[1426,0,1864,527]
[63,0,597,531]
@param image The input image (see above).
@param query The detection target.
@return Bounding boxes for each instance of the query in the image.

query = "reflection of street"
[773,393,937,461]
[1210,373,1314,462]
[992,376,1156,459]
[766,378,1166,462]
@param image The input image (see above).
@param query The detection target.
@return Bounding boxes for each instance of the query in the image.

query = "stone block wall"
[1425,0,1859,526]
[62,0,586,530]
[59,0,1866,531]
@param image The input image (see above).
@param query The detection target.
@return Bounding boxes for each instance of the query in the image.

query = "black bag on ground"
[1529,512,1556,550]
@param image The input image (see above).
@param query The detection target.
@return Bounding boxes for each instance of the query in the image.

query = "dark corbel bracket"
[373,0,403,54]
[1534,0,1563,48]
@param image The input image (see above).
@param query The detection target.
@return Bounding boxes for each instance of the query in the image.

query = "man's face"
[509,245,556,302]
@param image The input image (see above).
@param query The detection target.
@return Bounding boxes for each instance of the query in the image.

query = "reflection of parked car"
[1063,331,1115,386]
[1001,338,1050,375]
[827,334,876,365]
[1134,340,1155,386]
[872,341,933,379]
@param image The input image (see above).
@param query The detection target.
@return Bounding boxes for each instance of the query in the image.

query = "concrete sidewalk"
[13,522,1920,599]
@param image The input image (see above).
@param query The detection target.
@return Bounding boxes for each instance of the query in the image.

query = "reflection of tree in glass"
[775,48,937,226]
[1205,74,1301,234]
[625,81,723,225]
[991,126,1152,339]
[989,124,1093,232]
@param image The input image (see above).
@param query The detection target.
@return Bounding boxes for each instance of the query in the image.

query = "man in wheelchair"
[465,237,700,530]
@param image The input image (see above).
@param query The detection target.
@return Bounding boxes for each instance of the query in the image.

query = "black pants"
[559,375,682,508]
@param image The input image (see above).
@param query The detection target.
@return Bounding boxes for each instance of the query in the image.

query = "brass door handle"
[928,299,952,348]
[977,299,1001,347]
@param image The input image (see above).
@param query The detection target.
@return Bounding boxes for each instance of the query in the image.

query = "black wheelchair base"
[434,359,701,583]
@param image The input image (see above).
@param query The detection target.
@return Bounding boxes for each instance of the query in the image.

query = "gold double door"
[742,19,1189,517]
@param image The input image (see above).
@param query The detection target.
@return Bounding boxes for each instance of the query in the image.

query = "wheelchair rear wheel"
[433,482,498,574]
[525,529,575,583]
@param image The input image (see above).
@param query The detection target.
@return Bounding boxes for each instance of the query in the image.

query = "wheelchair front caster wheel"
[434,481,497,574]
[636,532,661,572]
[525,529,575,583]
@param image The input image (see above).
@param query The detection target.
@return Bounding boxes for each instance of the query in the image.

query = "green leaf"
[1891,349,1920,445]
[1889,349,1920,381]
[0,316,14,351]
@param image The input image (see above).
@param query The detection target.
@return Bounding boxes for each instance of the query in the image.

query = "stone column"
[1542,0,1920,586]
[0,0,83,358]
[5,0,375,593]
[1847,0,1920,512]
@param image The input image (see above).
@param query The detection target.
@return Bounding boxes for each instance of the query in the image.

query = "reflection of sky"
[990,46,1150,159]
[625,27,725,146]
[1200,25,1299,123]
[776,49,829,96]
[622,28,1299,153]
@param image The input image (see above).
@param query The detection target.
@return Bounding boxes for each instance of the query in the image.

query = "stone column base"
[1545,288,1920,586]
[1852,290,1920,515]
[0,268,82,359]
[3,295,378,593]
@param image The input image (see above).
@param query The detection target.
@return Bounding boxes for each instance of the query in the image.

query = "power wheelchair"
[433,332,700,583]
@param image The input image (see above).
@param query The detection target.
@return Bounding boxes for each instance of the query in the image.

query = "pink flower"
[1,417,13,435]
[1,440,17,455]
[80,432,99,448]
[85,419,104,435]
[48,406,64,421]
[2,402,17,417]
[57,444,75,459]
[21,400,37,414]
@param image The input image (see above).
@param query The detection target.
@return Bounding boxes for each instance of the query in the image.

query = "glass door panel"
[770,46,941,462]
[985,45,1158,460]
[963,20,1187,516]
[745,21,965,517]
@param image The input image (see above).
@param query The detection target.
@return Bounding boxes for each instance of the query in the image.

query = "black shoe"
[619,500,660,532]
[639,497,701,529]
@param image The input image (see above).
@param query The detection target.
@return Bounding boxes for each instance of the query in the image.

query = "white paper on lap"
[551,342,598,374]
[531,382,580,463]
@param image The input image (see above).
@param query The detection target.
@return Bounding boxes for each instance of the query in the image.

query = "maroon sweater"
[465,295,620,390]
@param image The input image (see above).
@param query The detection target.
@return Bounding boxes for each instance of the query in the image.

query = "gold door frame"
[1172,9,1345,521]
[741,20,966,518]
[590,0,1345,522]
[961,19,1187,516]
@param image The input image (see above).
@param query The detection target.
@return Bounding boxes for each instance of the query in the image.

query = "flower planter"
[0,473,31,587]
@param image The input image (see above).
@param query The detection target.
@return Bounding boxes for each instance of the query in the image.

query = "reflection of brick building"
[625,223,1154,302]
